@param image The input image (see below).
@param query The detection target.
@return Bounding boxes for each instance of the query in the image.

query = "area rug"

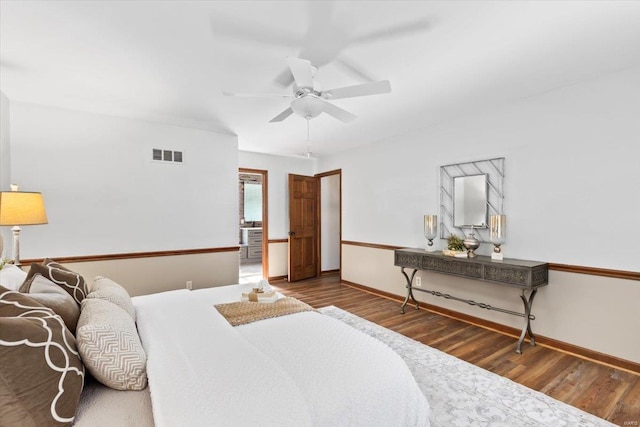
[319,306,614,427]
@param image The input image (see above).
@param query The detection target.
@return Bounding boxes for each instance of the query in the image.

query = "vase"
[424,215,437,252]
[463,233,480,258]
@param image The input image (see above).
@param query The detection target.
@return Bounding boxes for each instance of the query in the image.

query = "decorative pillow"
[20,263,88,305]
[76,298,147,391]
[0,264,27,291]
[24,275,81,333]
[87,276,136,321]
[0,286,85,427]
[43,258,72,272]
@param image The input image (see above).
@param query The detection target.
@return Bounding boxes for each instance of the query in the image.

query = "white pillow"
[0,264,27,291]
[87,276,136,321]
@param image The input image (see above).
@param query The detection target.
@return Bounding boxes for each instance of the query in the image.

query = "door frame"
[287,173,319,282]
[286,169,342,281]
[315,169,342,278]
[239,168,269,279]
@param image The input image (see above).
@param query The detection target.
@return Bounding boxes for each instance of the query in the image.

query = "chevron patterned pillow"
[76,298,147,391]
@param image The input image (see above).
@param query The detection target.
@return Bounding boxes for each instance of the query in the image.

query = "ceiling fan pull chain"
[306,118,311,157]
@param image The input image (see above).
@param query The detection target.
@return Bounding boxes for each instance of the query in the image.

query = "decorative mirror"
[440,158,504,243]
[453,174,488,227]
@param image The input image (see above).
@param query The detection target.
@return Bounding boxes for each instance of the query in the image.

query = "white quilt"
[133,284,430,427]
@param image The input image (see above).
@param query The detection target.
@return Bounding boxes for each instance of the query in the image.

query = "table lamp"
[0,185,48,266]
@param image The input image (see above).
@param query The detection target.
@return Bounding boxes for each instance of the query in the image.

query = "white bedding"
[133,284,430,427]
[74,377,153,427]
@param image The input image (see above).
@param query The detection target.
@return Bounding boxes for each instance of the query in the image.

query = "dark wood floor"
[273,274,640,426]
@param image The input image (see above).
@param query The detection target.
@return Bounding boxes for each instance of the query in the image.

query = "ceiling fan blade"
[287,57,314,89]
[273,68,295,88]
[306,0,334,35]
[320,99,357,123]
[334,56,376,82]
[223,91,292,99]
[210,16,299,48]
[269,107,294,123]
[323,80,391,100]
[351,19,431,45]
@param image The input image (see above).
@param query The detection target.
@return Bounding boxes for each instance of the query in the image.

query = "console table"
[394,248,549,353]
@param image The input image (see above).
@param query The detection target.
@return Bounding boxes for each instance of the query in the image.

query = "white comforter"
[134,284,430,427]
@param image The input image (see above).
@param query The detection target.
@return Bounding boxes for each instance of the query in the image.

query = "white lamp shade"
[0,191,48,225]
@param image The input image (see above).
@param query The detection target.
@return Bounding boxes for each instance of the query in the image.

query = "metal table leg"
[516,288,538,354]
[400,268,419,314]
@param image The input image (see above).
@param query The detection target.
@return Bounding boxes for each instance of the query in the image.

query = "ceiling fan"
[224,57,391,123]
[210,2,431,87]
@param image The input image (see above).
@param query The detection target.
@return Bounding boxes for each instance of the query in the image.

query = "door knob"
[288,231,296,236]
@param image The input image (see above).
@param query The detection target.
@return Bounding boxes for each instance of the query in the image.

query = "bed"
[0,261,429,427]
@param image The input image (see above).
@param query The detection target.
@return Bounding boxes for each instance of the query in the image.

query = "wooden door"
[288,174,318,282]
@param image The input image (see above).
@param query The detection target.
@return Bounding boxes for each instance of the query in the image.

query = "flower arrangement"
[447,235,465,251]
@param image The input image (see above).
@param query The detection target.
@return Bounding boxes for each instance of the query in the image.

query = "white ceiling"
[2,1,640,158]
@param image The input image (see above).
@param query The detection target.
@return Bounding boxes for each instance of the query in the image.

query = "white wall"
[321,173,340,271]
[267,241,288,279]
[321,65,640,364]
[320,65,640,272]
[64,251,240,296]
[0,92,10,191]
[9,103,239,259]
[0,93,11,258]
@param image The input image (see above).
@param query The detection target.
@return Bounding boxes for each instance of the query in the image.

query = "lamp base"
[491,252,504,261]
[11,226,21,266]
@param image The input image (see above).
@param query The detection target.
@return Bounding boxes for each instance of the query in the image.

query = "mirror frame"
[440,157,504,243]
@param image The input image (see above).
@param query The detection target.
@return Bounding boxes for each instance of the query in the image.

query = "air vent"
[152,148,184,164]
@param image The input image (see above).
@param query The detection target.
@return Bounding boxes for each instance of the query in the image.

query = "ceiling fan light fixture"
[291,95,324,119]
[226,57,390,123]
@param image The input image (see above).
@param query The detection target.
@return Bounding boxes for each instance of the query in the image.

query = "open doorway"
[319,171,341,275]
[239,168,268,284]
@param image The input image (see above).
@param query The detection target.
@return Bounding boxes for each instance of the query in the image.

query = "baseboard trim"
[268,275,287,282]
[342,279,640,375]
[21,246,240,265]
[321,269,340,276]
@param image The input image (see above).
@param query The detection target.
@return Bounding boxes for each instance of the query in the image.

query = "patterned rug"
[319,306,614,427]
